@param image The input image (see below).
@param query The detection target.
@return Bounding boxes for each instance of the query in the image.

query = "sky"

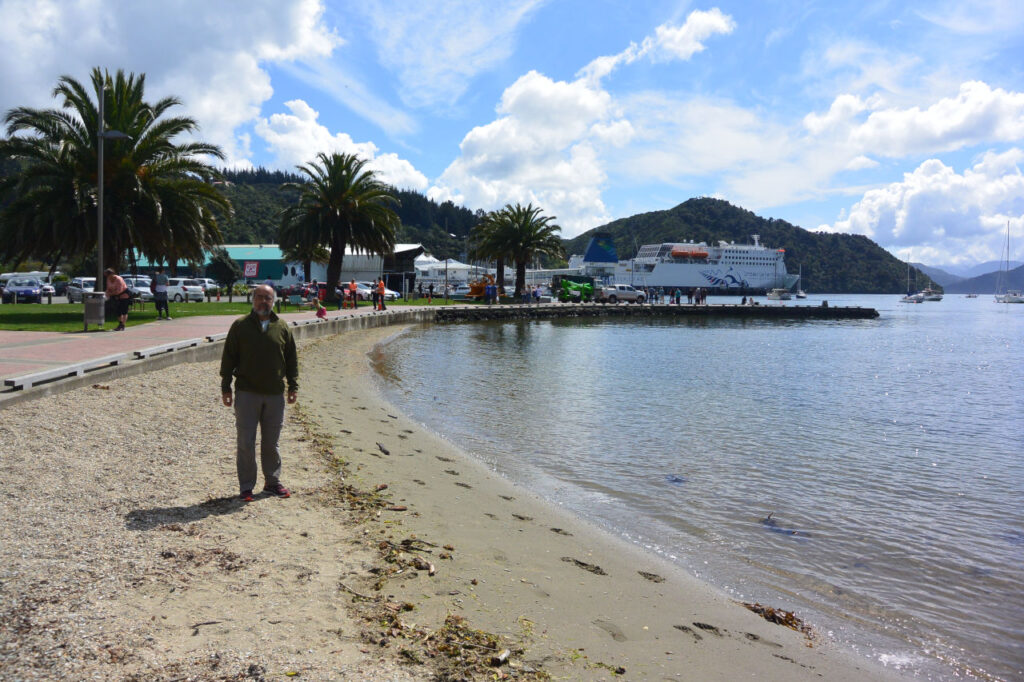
[1,0,1023,269]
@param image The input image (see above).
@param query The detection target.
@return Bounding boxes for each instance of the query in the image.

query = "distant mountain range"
[913,261,1024,293]
[914,261,1024,285]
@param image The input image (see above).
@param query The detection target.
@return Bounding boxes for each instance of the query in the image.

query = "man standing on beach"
[220,284,298,502]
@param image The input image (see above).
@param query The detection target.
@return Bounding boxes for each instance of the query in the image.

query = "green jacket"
[220,311,298,395]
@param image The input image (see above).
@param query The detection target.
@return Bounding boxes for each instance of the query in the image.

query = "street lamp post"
[95,88,131,291]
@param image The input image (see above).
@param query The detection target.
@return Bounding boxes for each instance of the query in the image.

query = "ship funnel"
[752,234,760,246]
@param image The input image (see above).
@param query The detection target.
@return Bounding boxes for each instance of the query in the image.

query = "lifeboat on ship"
[670,246,708,259]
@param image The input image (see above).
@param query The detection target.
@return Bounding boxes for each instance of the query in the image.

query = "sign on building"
[243,261,259,278]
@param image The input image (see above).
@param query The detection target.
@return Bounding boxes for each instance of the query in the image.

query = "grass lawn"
[0,297,468,331]
[0,301,254,332]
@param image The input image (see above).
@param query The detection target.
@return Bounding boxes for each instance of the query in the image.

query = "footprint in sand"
[402,429,414,434]
[340,429,352,434]
[745,633,783,648]
[484,513,498,519]
[550,528,573,536]
[692,622,724,636]
[397,434,408,440]
[436,456,454,462]
[593,619,627,642]
[444,469,460,476]
[638,571,665,583]
[412,479,426,486]
[674,625,702,642]
[561,557,607,575]
[512,514,533,521]
[498,495,514,501]
[455,482,472,489]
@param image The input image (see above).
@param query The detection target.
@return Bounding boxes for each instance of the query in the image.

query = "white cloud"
[430,71,620,236]
[820,150,1024,265]
[0,0,339,165]
[431,9,734,237]
[352,0,544,109]
[845,155,880,171]
[577,8,735,83]
[255,100,427,190]
[916,0,1024,35]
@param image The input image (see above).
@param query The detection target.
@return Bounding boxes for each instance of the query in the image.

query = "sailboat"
[765,257,792,300]
[795,265,807,298]
[900,258,923,303]
[995,220,1024,303]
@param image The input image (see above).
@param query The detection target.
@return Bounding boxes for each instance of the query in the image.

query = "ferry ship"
[614,235,799,291]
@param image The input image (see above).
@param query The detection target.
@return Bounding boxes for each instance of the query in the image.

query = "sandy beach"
[0,324,907,680]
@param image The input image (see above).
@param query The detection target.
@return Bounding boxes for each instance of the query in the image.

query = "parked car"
[192,277,218,292]
[165,277,205,302]
[278,283,306,297]
[122,277,154,302]
[597,284,646,304]
[39,283,56,297]
[1,277,44,303]
[340,282,374,301]
[358,281,399,301]
[67,277,98,303]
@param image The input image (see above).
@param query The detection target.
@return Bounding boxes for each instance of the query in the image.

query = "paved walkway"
[0,305,392,384]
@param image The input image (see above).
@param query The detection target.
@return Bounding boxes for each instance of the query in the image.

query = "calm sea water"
[370,294,1024,680]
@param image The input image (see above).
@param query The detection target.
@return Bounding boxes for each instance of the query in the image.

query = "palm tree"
[279,152,399,302]
[470,203,563,297]
[0,67,230,273]
[468,209,511,293]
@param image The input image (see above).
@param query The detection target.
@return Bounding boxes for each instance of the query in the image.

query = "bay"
[370,294,1024,680]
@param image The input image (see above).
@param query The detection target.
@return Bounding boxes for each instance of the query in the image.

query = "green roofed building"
[132,243,424,291]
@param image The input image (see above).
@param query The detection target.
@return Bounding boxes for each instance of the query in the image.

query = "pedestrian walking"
[220,284,298,502]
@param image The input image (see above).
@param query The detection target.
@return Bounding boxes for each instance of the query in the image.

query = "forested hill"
[562,197,935,294]
[215,168,481,259]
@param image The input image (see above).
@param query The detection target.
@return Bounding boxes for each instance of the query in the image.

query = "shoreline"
[301,326,907,680]
[0,324,909,680]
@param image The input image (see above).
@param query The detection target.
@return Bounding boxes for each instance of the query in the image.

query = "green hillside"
[563,197,934,294]
[216,169,481,260]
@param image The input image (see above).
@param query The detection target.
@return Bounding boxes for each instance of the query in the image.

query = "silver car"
[123,277,154,302]
[67,277,98,303]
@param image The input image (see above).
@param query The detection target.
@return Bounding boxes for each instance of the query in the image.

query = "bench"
[133,337,203,359]
[4,353,130,390]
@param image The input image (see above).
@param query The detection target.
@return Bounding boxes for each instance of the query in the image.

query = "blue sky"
[1,0,1023,268]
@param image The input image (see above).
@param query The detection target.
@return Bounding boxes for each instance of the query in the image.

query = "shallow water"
[371,294,1024,680]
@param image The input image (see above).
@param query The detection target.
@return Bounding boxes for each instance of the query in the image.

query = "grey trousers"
[234,390,284,492]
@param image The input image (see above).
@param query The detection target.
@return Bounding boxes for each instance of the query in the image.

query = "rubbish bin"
[83,291,105,330]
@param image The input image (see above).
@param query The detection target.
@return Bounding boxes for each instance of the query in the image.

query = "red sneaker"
[263,483,291,498]
[240,489,255,502]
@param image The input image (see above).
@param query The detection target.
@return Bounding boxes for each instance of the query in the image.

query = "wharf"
[1,301,875,408]
[435,301,879,322]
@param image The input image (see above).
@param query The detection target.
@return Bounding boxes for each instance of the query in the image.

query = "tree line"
[0,67,564,300]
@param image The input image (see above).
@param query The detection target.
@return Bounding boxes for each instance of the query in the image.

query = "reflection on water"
[372,295,1024,680]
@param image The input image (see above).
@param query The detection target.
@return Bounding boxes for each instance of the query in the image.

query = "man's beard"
[253,302,272,316]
